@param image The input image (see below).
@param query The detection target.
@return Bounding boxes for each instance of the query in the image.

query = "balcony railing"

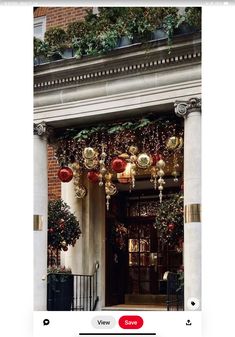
[47,262,99,311]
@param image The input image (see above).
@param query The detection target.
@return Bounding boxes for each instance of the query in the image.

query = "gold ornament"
[118,153,129,159]
[84,158,98,169]
[166,136,179,150]
[105,183,117,196]
[136,153,152,169]
[75,186,87,199]
[83,147,96,159]
[176,137,183,150]
[129,146,138,155]
[157,159,165,169]
[61,240,67,247]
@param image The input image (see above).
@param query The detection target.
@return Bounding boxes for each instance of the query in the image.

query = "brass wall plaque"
[34,215,43,231]
[185,204,201,223]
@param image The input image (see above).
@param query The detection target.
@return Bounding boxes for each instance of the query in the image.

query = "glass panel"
[128,224,138,238]
[140,253,150,266]
[129,239,139,252]
[139,224,150,238]
[129,253,139,266]
[140,239,150,252]
[140,267,150,281]
[129,267,138,281]
[140,282,150,294]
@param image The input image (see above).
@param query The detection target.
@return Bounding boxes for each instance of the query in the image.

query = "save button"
[119,315,143,329]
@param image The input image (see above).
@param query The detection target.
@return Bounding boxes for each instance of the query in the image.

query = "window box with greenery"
[44,26,68,61]
[33,7,201,64]
[34,37,49,65]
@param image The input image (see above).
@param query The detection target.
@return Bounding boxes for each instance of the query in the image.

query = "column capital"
[174,97,201,118]
[33,122,54,140]
[34,122,47,136]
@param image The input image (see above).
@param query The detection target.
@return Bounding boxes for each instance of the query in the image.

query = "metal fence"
[47,263,99,311]
[166,271,184,311]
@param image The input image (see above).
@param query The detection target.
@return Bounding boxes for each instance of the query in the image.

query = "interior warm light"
[117,162,132,184]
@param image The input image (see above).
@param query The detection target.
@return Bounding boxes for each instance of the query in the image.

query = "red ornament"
[58,167,73,183]
[62,246,68,251]
[151,154,160,165]
[48,228,54,233]
[87,171,99,183]
[168,223,175,231]
[111,157,127,173]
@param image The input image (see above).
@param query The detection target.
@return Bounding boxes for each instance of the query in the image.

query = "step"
[125,294,167,304]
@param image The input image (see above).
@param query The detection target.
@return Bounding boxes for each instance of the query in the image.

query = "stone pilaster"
[175,98,201,310]
[33,122,48,310]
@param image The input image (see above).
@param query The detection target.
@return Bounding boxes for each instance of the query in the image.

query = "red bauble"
[111,157,127,173]
[151,154,162,165]
[58,167,73,182]
[48,228,54,233]
[168,223,175,231]
[62,246,68,251]
[87,171,99,183]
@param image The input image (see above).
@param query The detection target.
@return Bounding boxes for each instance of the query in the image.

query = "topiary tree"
[48,199,81,251]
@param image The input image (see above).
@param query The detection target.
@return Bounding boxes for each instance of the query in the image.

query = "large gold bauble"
[83,147,96,159]
[136,153,152,169]
[61,240,67,247]
[166,136,179,150]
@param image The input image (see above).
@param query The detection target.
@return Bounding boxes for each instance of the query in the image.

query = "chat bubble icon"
[43,319,50,326]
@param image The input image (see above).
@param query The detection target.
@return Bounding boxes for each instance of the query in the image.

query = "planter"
[62,48,74,59]
[174,23,197,36]
[117,36,133,48]
[47,274,74,311]
[151,29,168,41]
[34,56,48,66]
[50,51,63,61]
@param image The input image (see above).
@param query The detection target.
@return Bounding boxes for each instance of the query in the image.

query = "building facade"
[34,7,201,311]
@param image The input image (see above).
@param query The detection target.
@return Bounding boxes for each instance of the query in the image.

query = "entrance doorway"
[105,187,183,308]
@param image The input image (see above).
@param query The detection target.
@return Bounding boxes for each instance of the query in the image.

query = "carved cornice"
[34,34,201,93]
[174,97,201,118]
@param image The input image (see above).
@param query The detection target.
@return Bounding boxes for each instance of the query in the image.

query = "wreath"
[48,199,81,250]
[155,193,184,249]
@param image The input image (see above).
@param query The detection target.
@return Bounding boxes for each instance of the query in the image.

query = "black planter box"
[47,274,74,311]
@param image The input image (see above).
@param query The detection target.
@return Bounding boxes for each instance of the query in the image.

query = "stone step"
[125,294,167,304]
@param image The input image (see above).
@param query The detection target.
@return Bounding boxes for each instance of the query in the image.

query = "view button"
[119,315,143,329]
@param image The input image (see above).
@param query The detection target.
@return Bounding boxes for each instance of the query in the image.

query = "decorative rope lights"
[54,117,184,209]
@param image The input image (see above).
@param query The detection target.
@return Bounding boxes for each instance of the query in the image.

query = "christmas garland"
[48,199,81,250]
[155,193,184,248]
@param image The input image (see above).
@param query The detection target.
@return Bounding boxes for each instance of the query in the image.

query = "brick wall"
[47,145,61,200]
[34,7,88,30]
[34,8,89,199]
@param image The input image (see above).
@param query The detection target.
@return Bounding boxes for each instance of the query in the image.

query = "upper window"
[34,16,46,40]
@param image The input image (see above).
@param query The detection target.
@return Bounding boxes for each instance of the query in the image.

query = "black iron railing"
[166,271,184,311]
[47,262,99,311]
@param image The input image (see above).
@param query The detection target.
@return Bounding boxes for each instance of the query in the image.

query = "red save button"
[119,315,143,329]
